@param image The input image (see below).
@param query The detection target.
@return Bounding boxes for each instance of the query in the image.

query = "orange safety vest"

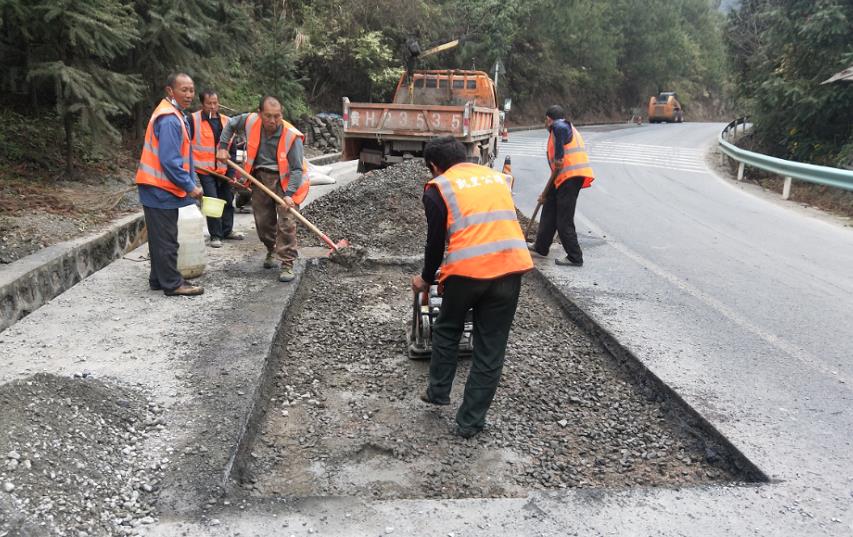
[547,124,595,189]
[427,162,533,283]
[135,99,191,198]
[244,114,309,205]
[191,111,228,175]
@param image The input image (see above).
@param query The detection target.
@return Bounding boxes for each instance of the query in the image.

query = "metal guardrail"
[718,117,853,199]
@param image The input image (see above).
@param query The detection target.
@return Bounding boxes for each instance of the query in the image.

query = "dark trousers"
[428,273,523,433]
[534,178,583,263]
[143,206,184,291]
[199,173,234,239]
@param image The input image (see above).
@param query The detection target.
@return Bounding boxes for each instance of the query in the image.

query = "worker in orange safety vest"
[135,72,204,297]
[529,105,595,267]
[412,135,533,438]
[216,95,308,283]
[189,89,245,248]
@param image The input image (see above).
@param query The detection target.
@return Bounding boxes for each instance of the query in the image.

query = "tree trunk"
[64,112,74,178]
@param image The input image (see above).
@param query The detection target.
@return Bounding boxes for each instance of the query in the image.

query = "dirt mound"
[0,374,165,536]
[298,160,431,256]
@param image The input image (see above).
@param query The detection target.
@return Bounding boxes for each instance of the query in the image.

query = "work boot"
[454,425,483,439]
[209,237,222,248]
[527,243,546,258]
[263,251,275,269]
[278,264,295,282]
[164,283,204,296]
[224,231,245,240]
[555,256,583,267]
[419,389,450,406]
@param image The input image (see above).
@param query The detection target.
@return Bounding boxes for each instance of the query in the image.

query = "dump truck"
[342,69,501,171]
[648,92,684,123]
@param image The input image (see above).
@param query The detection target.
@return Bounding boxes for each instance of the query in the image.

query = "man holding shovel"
[216,96,308,282]
[528,105,595,267]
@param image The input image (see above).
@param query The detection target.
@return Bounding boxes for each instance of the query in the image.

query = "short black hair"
[545,105,565,120]
[423,136,467,172]
[258,95,281,112]
[200,90,218,104]
[166,72,192,89]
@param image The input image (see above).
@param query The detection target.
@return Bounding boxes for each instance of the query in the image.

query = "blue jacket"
[138,112,197,209]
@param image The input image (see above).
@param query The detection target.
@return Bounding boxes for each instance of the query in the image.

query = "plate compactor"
[407,277,473,359]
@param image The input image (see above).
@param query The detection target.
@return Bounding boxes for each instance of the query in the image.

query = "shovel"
[202,168,252,192]
[525,202,542,240]
[225,160,349,254]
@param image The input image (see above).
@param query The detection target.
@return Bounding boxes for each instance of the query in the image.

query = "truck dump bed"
[342,70,500,167]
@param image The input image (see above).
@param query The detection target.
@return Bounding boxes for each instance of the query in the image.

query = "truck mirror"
[504,98,512,112]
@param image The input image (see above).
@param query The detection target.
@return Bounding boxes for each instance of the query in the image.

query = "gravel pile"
[243,264,745,500]
[298,160,431,255]
[0,374,166,536]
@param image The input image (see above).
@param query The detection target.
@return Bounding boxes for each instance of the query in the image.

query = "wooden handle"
[225,160,339,251]
[526,202,542,239]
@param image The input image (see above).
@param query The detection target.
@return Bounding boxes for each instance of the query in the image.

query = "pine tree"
[25,0,143,177]
[126,0,218,136]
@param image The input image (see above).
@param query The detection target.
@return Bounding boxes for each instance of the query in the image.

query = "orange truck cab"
[343,70,500,171]
[648,92,684,123]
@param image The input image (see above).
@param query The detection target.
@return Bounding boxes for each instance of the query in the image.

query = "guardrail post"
[782,176,792,200]
[737,162,745,181]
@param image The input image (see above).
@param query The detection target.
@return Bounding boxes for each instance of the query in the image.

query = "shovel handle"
[225,160,340,252]
[525,202,542,239]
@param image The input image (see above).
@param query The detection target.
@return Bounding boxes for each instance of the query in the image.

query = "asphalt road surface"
[499,122,853,386]
[496,122,853,494]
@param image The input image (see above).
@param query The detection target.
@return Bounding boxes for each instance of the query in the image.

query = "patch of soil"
[241,263,748,500]
[0,172,139,264]
[0,373,166,536]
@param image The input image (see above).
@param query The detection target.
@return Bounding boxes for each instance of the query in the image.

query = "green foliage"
[0,0,734,174]
[726,0,853,165]
[10,0,144,173]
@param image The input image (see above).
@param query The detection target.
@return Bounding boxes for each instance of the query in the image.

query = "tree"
[22,0,143,177]
[726,0,853,164]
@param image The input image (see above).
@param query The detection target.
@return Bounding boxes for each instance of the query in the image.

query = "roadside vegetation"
[725,0,853,168]
[1,0,729,178]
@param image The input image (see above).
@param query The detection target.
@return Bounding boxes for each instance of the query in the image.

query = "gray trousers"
[427,273,523,433]
[251,169,298,265]
[144,206,184,291]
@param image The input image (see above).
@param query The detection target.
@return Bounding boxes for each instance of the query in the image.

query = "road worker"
[412,136,533,438]
[529,105,595,266]
[216,96,307,282]
[189,89,245,247]
[135,72,204,296]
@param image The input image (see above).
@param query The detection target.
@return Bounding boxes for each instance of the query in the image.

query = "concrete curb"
[0,212,146,333]
[0,153,338,335]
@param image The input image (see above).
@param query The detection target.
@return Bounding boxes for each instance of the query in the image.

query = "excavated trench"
[230,260,763,500]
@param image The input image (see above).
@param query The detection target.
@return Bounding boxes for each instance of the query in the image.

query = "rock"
[7,451,21,460]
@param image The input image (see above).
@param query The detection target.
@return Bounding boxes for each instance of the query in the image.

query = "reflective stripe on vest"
[191,111,228,174]
[135,99,190,198]
[547,124,595,189]
[244,115,310,204]
[428,163,533,282]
